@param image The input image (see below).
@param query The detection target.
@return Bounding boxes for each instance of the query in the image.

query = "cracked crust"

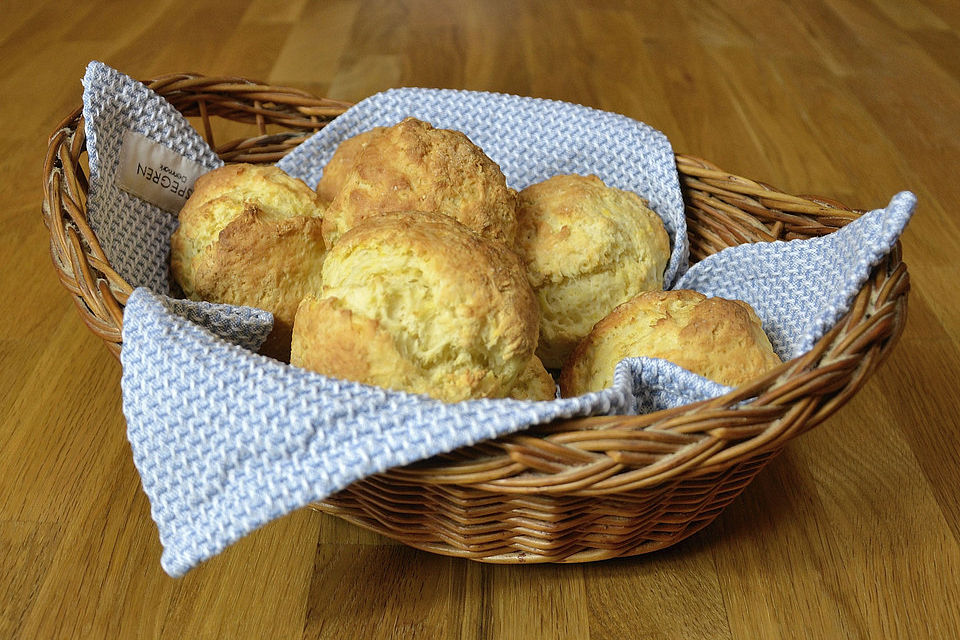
[169,164,327,360]
[316,126,387,204]
[291,211,538,402]
[191,206,327,361]
[321,118,518,248]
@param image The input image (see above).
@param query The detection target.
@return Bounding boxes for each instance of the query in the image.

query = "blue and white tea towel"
[83,65,223,292]
[81,62,916,576]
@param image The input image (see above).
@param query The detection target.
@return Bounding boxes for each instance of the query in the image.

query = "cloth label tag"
[117,129,208,212]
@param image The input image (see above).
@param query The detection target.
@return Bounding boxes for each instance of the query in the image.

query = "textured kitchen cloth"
[674,189,917,360]
[82,63,224,292]
[122,290,729,577]
[81,62,916,575]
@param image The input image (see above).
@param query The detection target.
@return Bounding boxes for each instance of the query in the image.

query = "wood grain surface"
[3,0,959,638]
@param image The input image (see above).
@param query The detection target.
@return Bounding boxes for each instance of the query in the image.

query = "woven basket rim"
[40,72,910,500]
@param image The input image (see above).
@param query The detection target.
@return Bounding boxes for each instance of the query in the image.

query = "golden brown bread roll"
[170,163,327,360]
[517,175,670,369]
[321,118,518,248]
[316,126,386,204]
[560,289,782,396]
[516,174,671,370]
[291,211,539,402]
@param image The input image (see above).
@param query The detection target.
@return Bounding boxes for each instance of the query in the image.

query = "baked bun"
[316,126,386,203]
[506,356,557,401]
[291,211,538,402]
[560,290,782,396]
[170,163,327,360]
[321,118,518,248]
[516,174,671,369]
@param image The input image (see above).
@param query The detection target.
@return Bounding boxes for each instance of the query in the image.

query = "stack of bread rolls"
[170,117,781,403]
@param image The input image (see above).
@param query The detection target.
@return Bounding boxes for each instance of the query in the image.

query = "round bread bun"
[506,356,557,401]
[316,126,386,204]
[321,118,518,248]
[559,289,782,396]
[516,174,671,369]
[291,211,539,402]
[170,163,327,360]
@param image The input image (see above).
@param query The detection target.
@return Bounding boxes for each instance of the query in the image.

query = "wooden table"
[3,1,959,637]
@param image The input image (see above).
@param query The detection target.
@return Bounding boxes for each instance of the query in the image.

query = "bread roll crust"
[316,126,387,204]
[321,118,518,248]
[560,289,782,396]
[191,205,327,360]
[169,164,327,360]
[292,211,538,402]
[506,356,558,401]
[516,174,671,369]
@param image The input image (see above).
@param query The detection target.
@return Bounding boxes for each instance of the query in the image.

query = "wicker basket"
[42,73,909,563]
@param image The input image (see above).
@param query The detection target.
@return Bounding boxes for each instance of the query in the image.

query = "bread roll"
[321,118,518,248]
[170,163,327,360]
[516,174,670,369]
[291,211,538,402]
[560,289,781,396]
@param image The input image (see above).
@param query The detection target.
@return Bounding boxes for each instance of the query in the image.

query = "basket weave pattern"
[41,74,909,563]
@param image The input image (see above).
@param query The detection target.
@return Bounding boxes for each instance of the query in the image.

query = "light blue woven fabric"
[122,289,728,576]
[153,297,274,353]
[83,63,223,292]
[674,189,917,360]
[81,62,916,576]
